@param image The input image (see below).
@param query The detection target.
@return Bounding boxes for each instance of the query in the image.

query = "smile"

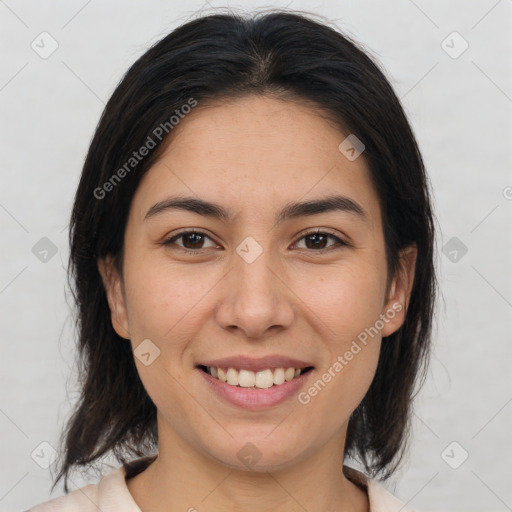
[199,365,314,389]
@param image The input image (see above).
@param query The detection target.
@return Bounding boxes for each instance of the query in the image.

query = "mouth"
[197,365,315,389]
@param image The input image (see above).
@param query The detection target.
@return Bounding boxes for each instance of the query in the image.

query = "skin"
[98,94,416,512]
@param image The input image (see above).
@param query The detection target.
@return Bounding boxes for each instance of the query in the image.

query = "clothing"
[27,460,417,512]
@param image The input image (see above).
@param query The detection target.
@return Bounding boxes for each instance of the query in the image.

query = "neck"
[126,429,369,512]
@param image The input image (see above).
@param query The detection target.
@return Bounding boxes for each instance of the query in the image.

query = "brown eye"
[294,229,348,253]
[162,230,217,253]
[179,232,207,250]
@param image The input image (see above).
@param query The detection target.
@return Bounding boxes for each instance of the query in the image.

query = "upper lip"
[197,356,314,372]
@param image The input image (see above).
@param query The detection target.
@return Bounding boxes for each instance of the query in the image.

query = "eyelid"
[292,228,349,252]
[294,227,346,243]
[161,228,218,250]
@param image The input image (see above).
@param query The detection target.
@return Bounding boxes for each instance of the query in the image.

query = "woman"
[28,9,438,512]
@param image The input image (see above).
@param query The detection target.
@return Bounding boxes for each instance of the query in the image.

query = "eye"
[161,229,218,254]
[293,228,348,253]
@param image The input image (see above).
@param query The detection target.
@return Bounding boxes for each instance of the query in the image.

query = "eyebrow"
[144,194,368,225]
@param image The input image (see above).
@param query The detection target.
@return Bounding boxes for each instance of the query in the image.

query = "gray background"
[1,1,511,511]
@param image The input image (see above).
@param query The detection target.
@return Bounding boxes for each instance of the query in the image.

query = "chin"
[199,429,314,473]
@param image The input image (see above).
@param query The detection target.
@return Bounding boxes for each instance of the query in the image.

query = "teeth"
[273,367,285,385]
[217,367,227,383]
[226,368,238,386]
[255,369,274,389]
[238,369,255,387]
[206,366,307,388]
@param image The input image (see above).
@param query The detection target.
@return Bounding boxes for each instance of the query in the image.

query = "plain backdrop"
[1,1,511,511]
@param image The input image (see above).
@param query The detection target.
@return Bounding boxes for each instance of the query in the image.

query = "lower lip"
[197,368,313,410]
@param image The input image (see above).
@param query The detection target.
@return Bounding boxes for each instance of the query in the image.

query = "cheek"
[292,258,384,403]
[123,257,223,341]
[300,334,382,431]
[292,259,386,340]
[293,335,381,453]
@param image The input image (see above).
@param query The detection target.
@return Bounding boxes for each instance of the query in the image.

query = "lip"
[196,355,313,372]
[197,366,314,410]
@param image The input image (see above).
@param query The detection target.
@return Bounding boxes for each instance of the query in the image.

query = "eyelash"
[160,228,349,255]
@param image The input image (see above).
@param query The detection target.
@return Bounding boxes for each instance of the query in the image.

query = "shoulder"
[366,479,419,512]
[26,482,99,512]
[26,465,140,512]
[344,466,420,512]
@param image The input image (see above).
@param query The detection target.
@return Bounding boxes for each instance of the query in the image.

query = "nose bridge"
[216,234,294,338]
[234,234,280,310]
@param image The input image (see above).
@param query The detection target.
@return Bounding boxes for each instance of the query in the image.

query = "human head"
[53,9,437,493]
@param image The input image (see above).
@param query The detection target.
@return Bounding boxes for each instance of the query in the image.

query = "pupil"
[185,233,203,248]
[307,233,326,249]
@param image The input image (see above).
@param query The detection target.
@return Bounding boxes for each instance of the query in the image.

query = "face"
[99,94,416,472]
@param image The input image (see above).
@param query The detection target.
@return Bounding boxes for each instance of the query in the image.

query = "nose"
[215,245,295,340]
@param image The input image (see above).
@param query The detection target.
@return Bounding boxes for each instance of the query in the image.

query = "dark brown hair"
[52,8,438,493]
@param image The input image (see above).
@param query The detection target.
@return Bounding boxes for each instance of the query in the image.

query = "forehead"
[130,95,381,231]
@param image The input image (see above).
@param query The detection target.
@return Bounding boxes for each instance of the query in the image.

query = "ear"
[97,255,131,339]
[380,244,417,338]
